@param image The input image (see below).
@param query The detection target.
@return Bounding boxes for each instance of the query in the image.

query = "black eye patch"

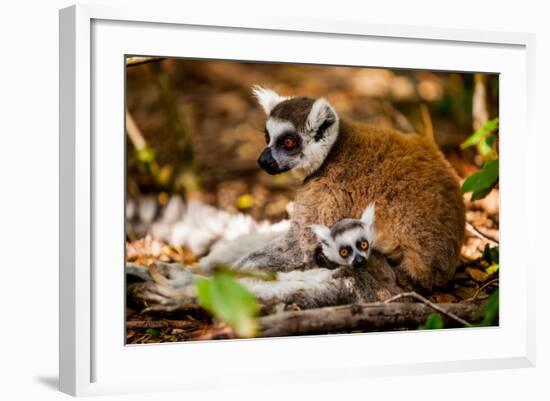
[276,131,302,152]
[314,117,335,142]
[339,245,352,258]
[356,239,369,250]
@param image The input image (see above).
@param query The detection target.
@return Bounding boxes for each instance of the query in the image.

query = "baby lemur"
[131,207,394,311]
[198,204,398,305]
[311,203,377,270]
[212,86,465,291]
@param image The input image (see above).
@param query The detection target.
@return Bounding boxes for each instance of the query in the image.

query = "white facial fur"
[310,203,377,267]
[265,118,296,147]
[296,98,340,176]
[254,86,340,177]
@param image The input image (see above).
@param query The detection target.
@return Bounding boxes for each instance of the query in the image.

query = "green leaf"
[460,117,499,149]
[477,289,499,327]
[145,328,160,337]
[477,135,495,159]
[461,129,486,149]
[196,271,259,338]
[135,146,156,163]
[485,264,500,275]
[470,184,496,201]
[419,312,444,330]
[483,117,500,132]
[485,135,495,148]
[483,244,499,264]
[196,279,213,311]
[461,159,499,200]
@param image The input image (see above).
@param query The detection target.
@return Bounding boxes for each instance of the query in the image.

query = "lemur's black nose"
[258,148,280,175]
[352,255,366,269]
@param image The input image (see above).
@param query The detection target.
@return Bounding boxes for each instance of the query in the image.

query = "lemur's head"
[310,204,376,269]
[252,86,339,177]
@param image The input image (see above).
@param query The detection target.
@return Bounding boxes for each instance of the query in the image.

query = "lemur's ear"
[310,224,331,244]
[306,98,338,136]
[361,203,376,227]
[252,85,290,115]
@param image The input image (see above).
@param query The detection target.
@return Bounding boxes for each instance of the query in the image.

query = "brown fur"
[270,97,315,131]
[292,119,465,290]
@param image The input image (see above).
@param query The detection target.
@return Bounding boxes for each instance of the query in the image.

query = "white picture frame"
[59,3,536,397]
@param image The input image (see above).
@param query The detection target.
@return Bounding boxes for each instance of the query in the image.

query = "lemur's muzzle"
[352,255,367,269]
[258,148,281,175]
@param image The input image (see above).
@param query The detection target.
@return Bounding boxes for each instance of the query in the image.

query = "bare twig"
[126,56,164,67]
[382,291,472,327]
[467,278,499,302]
[125,110,146,150]
[126,320,200,330]
[472,73,489,131]
[420,103,435,144]
[466,222,499,245]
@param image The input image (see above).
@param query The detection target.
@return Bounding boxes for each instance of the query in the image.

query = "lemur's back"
[295,119,465,290]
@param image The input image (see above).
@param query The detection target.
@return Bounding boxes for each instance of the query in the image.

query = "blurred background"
[125,57,499,269]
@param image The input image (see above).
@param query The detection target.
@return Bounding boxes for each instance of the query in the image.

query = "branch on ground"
[257,301,484,337]
[126,56,164,67]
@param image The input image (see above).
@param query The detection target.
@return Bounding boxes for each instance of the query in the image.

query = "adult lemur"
[203,86,465,291]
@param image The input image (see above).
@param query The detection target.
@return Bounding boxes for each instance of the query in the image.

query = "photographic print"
[124,57,500,344]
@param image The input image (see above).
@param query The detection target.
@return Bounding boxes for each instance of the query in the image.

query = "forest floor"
[125,184,499,344]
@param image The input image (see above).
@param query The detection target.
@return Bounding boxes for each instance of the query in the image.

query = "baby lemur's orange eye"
[359,240,369,250]
[339,248,349,258]
[283,137,296,149]
[264,131,270,144]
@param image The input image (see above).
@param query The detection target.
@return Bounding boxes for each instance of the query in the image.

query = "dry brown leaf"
[431,293,459,303]
[453,286,478,300]
[465,267,489,282]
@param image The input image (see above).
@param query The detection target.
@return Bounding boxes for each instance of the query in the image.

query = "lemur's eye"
[358,240,369,250]
[264,130,270,144]
[283,136,296,149]
[339,247,350,258]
